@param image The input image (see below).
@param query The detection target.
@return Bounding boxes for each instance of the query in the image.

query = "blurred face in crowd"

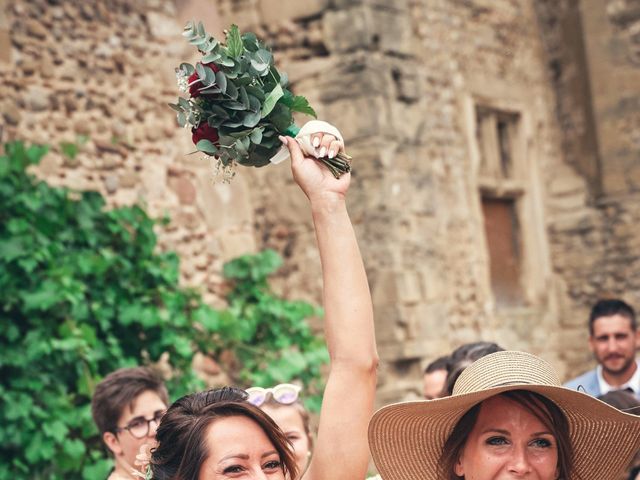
[589,314,640,379]
[262,403,311,476]
[104,390,167,474]
[423,369,448,399]
[198,415,285,480]
[454,396,559,480]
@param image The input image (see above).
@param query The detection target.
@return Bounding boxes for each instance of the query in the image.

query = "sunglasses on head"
[245,383,302,407]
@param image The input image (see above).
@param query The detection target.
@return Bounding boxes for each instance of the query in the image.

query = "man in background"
[565,299,640,398]
[423,355,450,399]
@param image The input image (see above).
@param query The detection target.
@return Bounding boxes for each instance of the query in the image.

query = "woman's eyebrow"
[261,450,278,458]
[219,453,249,462]
[480,428,511,435]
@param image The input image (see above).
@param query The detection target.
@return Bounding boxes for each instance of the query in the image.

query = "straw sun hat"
[369,351,640,480]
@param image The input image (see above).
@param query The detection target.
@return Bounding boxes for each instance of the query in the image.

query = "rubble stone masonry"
[1,0,638,403]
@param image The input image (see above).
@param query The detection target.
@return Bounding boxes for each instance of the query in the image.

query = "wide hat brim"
[368,351,640,480]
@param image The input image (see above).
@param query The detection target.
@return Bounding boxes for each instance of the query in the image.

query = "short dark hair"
[424,355,451,374]
[442,342,504,396]
[151,387,298,480]
[589,299,636,335]
[91,366,169,436]
[439,390,573,480]
[598,390,640,415]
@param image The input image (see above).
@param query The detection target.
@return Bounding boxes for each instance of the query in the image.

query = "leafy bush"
[0,142,327,479]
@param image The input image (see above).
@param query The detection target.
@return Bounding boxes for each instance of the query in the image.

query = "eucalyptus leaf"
[201,52,221,63]
[235,138,248,155]
[196,63,206,81]
[249,128,263,144]
[189,37,208,46]
[269,104,293,132]
[197,21,205,37]
[245,86,265,101]
[253,49,273,66]
[182,22,194,37]
[209,105,230,119]
[199,86,221,95]
[239,87,250,109]
[215,71,227,94]
[226,81,238,100]
[203,65,217,87]
[204,37,219,52]
[177,112,186,127]
[250,60,269,73]
[242,32,259,52]
[196,139,218,155]
[248,95,261,112]
[226,24,244,58]
[218,57,235,67]
[222,120,245,128]
[261,83,284,118]
[179,63,195,75]
[223,100,246,111]
[235,76,253,86]
[243,110,261,128]
[279,72,289,88]
[168,103,183,113]
[178,97,190,109]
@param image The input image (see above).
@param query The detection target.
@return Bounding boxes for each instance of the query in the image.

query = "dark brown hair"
[598,390,640,415]
[151,387,298,480]
[439,390,573,480]
[91,366,169,435]
[589,298,636,335]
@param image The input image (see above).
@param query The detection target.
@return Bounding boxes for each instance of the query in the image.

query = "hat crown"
[452,351,562,396]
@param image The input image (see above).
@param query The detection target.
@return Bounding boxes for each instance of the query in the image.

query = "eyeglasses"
[246,384,301,407]
[115,410,165,439]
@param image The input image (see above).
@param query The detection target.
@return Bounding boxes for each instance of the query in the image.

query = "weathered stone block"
[147,12,181,38]
[259,0,329,24]
[217,229,257,262]
[322,6,371,54]
[397,271,423,304]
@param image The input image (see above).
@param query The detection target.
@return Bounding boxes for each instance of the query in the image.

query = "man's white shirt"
[596,358,640,395]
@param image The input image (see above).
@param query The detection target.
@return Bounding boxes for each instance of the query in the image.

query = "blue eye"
[223,465,244,474]
[486,436,508,446]
[531,438,553,448]
[264,460,282,470]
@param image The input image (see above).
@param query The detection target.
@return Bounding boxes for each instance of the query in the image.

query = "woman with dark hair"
[150,387,298,479]
[149,130,378,480]
[369,351,640,480]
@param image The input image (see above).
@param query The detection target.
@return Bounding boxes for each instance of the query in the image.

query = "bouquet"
[170,22,351,179]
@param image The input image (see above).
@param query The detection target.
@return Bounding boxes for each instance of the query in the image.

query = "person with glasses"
[246,383,313,475]
[149,129,379,480]
[91,366,168,480]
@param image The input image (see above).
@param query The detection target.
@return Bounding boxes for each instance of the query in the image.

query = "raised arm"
[280,134,378,480]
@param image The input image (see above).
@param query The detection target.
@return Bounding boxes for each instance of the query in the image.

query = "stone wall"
[0,0,253,315]
[534,0,640,374]
[2,0,638,403]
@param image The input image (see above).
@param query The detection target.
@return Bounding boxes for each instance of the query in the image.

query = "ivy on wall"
[0,142,327,479]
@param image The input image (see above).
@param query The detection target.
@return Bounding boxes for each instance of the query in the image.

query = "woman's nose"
[507,445,533,475]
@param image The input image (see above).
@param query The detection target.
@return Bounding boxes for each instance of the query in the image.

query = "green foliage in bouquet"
[171,23,316,168]
[0,142,327,480]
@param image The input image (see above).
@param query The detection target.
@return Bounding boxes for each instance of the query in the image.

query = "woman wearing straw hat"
[369,350,640,480]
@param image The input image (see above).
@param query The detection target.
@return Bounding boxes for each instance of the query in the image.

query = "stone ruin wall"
[534,0,640,375]
[2,0,638,402]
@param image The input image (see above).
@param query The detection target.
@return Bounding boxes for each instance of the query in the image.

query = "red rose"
[188,62,220,98]
[192,122,219,146]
